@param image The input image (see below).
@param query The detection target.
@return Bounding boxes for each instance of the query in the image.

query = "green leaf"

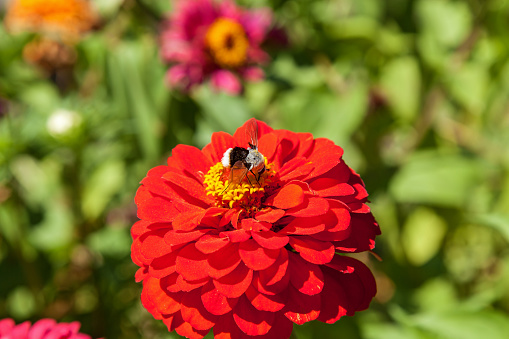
[413,278,458,312]
[412,310,509,339]
[81,160,125,220]
[416,0,472,49]
[380,57,421,122]
[29,202,74,250]
[472,213,509,243]
[402,207,447,265]
[7,287,36,320]
[87,226,131,258]
[194,86,251,134]
[446,63,489,114]
[389,151,484,207]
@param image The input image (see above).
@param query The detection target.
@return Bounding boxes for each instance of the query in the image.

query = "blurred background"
[1,0,509,338]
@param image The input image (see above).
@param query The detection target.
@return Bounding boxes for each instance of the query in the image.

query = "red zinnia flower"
[132,119,380,339]
[0,318,92,339]
[160,0,273,94]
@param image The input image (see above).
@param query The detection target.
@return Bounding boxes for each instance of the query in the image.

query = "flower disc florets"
[204,159,279,212]
[132,119,381,339]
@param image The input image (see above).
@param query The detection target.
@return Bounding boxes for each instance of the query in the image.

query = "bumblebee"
[221,119,266,191]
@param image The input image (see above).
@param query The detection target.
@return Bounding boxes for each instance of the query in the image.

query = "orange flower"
[4,0,96,42]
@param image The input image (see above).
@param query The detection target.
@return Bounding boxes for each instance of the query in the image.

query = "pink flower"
[0,318,92,339]
[160,0,274,95]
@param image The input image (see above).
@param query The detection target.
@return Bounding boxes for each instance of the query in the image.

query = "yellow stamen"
[205,17,249,68]
[204,159,277,212]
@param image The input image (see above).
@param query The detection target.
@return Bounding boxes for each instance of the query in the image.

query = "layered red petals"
[133,119,379,339]
[289,236,335,264]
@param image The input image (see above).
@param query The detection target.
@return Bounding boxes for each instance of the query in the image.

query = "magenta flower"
[160,0,273,94]
[0,319,92,339]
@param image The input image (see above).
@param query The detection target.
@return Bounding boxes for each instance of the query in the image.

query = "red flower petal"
[141,230,173,259]
[233,118,273,147]
[316,160,351,183]
[252,269,291,296]
[143,277,183,315]
[256,313,294,339]
[317,268,348,324]
[149,251,178,279]
[176,243,210,281]
[176,275,208,292]
[207,243,241,279]
[288,252,324,295]
[285,196,329,218]
[174,312,210,339]
[201,281,238,316]
[131,238,148,266]
[265,183,305,209]
[220,229,251,243]
[278,157,314,181]
[137,196,177,222]
[162,313,178,332]
[162,171,212,207]
[239,239,280,271]
[258,132,279,164]
[203,131,237,164]
[294,132,315,157]
[162,273,180,293]
[254,208,285,223]
[334,213,380,253]
[131,220,151,239]
[181,290,218,330]
[309,179,355,197]
[165,229,209,246]
[258,248,289,286]
[169,144,212,182]
[252,231,289,249]
[195,234,229,254]
[172,210,206,232]
[324,200,352,232]
[213,263,253,298]
[279,216,326,235]
[283,285,321,325]
[289,236,335,264]
[233,295,274,336]
[305,138,344,179]
[240,218,271,232]
[212,313,244,339]
[245,285,286,312]
[135,266,148,282]
[325,256,377,314]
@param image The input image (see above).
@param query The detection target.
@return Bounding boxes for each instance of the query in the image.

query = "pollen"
[204,159,278,211]
[205,17,249,69]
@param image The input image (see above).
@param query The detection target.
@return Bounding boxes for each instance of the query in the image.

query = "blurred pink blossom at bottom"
[0,319,94,339]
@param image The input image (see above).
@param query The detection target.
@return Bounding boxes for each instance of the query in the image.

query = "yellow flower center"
[205,17,249,69]
[204,159,278,212]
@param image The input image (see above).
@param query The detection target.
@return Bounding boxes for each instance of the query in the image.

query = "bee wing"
[246,118,259,149]
[228,160,249,191]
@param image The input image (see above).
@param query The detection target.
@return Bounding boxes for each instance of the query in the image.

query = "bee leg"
[249,169,261,187]
[221,183,230,194]
[246,172,255,187]
[255,166,265,182]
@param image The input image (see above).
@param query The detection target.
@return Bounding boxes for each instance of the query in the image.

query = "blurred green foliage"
[1,0,509,338]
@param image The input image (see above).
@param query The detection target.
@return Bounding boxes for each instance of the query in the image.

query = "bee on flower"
[132,118,381,339]
[160,0,277,95]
